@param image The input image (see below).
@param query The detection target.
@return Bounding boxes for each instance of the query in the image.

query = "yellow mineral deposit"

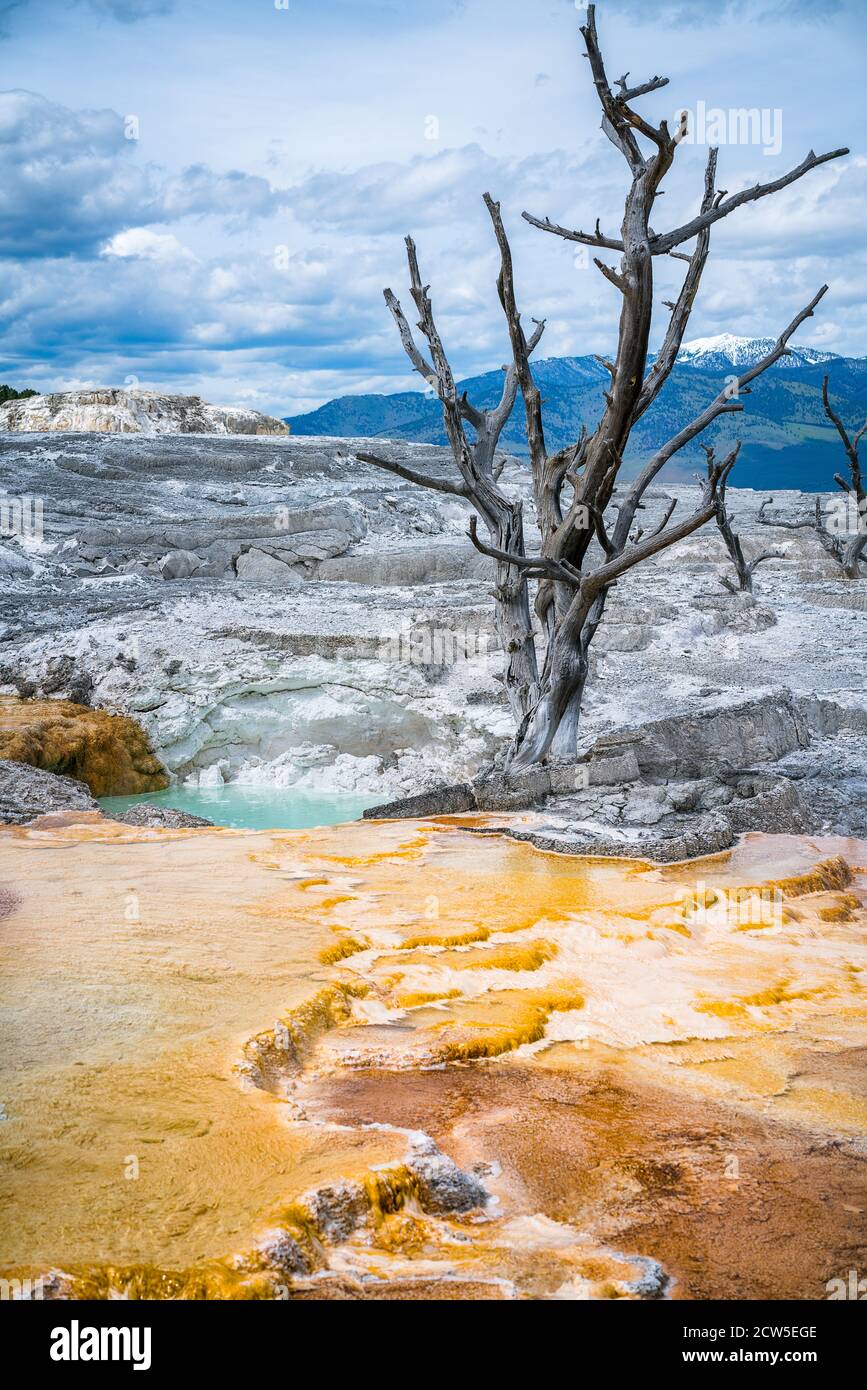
[0,696,168,795]
[0,816,864,1299]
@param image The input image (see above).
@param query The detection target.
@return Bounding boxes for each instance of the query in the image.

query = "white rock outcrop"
[0,388,289,436]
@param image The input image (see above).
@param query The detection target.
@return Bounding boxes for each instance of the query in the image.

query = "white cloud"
[101,228,197,263]
[0,89,291,258]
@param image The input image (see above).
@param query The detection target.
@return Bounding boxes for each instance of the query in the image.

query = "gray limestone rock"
[111,803,215,828]
[235,548,303,585]
[0,759,99,824]
[158,549,201,580]
[405,1142,489,1215]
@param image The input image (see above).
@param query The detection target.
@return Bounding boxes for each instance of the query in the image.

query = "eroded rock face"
[0,696,168,796]
[365,695,827,860]
[627,693,811,780]
[0,433,864,831]
[0,388,288,436]
[0,758,99,824]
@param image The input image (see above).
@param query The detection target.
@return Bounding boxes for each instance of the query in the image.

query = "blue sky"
[0,0,864,416]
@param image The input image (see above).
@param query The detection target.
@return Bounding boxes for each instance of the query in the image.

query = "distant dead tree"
[358,3,848,766]
[705,443,784,593]
[759,376,866,579]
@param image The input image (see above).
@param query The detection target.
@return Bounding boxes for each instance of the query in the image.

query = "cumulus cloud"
[101,228,198,264]
[0,91,149,257]
[1,128,860,417]
[288,143,609,235]
[0,241,392,377]
[0,90,291,258]
[159,166,289,224]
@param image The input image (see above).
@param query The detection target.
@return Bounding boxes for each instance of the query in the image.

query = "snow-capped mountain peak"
[677,333,839,370]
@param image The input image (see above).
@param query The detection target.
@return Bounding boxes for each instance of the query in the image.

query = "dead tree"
[359,2,848,766]
[354,238,544,725]
[758,377,866,579]
[823,376,867,576]
[486,5,845,765]
[705,443,784,592]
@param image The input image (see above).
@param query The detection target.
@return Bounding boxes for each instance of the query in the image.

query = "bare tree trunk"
[842,533,867,578]
[824,375,866,579]
[491,506,538,723]
[513,643,588,769]
[544,588,607,759]
[549,688,583,758]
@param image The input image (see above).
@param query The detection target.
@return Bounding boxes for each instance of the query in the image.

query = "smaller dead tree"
[705,442,783,592]
[759,376,867,579]
[353,236,545,726]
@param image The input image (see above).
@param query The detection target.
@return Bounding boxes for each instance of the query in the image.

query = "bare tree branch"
[594,257,629,292]
[651,147,850,254]
[705,442,782,592]
[521,140,848,258]
[483,192,553,512]
[488,319,546,436]
[584,502,616,556]
[581,4,651,172]
[368,233,547,723]
[520,211,625,252]
[632,148,718,423]
[582,468,726,605]
[615,72,670,105]
[648,497,678,538]
[614,285,829,548]
[383,287,437,387]
[822,374,865,500]
[354,451,470,497]
[468,517,581,586]
[385,286,491,431]
[757,496,816,531]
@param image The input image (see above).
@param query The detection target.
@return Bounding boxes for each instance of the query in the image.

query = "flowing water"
[0,815,865,1300]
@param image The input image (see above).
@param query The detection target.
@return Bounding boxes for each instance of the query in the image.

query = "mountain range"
[286,336,867,492]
